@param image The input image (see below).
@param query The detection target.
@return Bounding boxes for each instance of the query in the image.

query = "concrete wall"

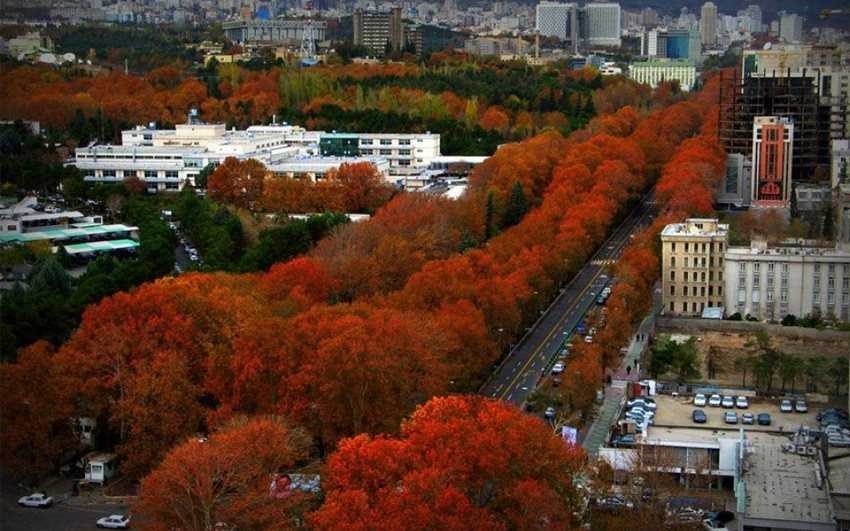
[656,316,850,343]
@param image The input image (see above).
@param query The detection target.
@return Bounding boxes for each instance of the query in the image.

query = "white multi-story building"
[724,240,850,322]
[72,111,443,191]
[779,12,804,44]
[583,2,621,48]
[535,1,578,43]
[628,59,697,91]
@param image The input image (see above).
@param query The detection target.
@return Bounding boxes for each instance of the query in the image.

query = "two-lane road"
[480,194,656,406]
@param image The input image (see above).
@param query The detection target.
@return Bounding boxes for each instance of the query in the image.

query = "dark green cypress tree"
[502,181,529,229]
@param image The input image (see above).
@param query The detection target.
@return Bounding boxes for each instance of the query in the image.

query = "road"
[480,193,656,406]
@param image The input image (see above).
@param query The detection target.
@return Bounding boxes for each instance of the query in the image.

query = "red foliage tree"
[207,157,267,209]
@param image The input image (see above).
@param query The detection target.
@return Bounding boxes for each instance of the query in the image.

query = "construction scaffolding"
[718,67,842,183]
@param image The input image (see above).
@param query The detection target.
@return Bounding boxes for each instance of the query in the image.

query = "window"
[738,289,746,303]
[814,291,821,304]
[399,139,410,145]
[767,291,774,303]
[103,170,116,177]
[670,285,675,296]
[752,290,760,303]
[684,271,689,282]
[843,278,850,290]
[380,139,392,145]
[672,243,676,252]
[165,171,178,179]
[700,287,705,297]
[380,149,391,155]
[684,257,689,267]
[781,289,788,303]
[701,272,706,281]
[828,291,835,305]
[671,257,676,267]
[829,278,835,289]
[768,263,775,273]
[815,264,821,273]
[753,274,760,287]
[815,278,821,289]
[399,149,411,156]
[685,242,689,253]
[145,170,157,178]
[753,263,760,273]
[670,271,675,281]
[670,302,675,312]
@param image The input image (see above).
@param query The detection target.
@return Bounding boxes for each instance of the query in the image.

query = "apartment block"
[353,7,403,56]
[661,218,729,317]
[628,59,697,91]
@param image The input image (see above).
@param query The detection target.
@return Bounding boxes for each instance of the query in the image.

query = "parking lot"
[649,395,820,433]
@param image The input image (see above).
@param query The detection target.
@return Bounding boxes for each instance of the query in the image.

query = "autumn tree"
[136,416,312,531]
[311,395,586,530]
[0,341,75,483]
[208,157,267,210]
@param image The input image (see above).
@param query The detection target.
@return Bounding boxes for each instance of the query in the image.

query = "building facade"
[724,240,850,321]
[751,116,794,207]
[628,59,697,91]
[319,132,440,187]
[716,153,752,209]
[353,7,403,56]
[222,19,327,46]
[661,218,730,317]
[779,12,803,44]
[582,2,621,48]
[834,139,850,248]
[699,1,717,47]
[535,1,578,49]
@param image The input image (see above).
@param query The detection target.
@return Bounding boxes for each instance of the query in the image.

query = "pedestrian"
[626,365,631,375]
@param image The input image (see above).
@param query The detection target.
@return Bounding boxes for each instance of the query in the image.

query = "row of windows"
[670,270,724,282]
[670,301,722,313]
[669,256,723,268]
[78,153,183,160]
[88,170,179,179]
[670,241,724,254]
[669,285,724,297]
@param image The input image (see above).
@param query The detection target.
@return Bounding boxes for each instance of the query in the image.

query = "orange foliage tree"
[208,157,267,210]
[310,396,586,530]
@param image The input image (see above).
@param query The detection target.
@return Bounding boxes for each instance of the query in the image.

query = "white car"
[795,400,808,413]
[544,406,556,419]
[17,493,53,508]
[693,394,707,407]
[780,399,793,412]
[551,362,565,375]
[721,396,735,408]
[708,394,722,407]
[736,396,749,409]
[584,335,593,343]
[97,514,131,529]
[627,398,657,411]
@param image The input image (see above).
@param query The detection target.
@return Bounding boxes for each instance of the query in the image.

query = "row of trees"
[1,78,723,526]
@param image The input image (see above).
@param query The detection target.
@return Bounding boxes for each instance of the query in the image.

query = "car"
[780,399,793,413]
[584,335,593,343]
[17,493,53,508]
[576,323,587,335]
[544,406,556,420]
[692,409,707,424]
[627,408,655,420]
[612,434,636,447]
[724,411,738,424]
[795,400,808,413]
[708,394,722,407]
[693,394,707,407]
[629,404,656,415]
[551,362,565,375]
[757,413,772,426]
[736,396,749,409]
[595,495,634,511]
[818,408,849,422]
[721,396,735,409]
[97,514,131,529]
[742,413,754,425]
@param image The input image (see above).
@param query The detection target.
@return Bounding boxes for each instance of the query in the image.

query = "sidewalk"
[580,287,660,456]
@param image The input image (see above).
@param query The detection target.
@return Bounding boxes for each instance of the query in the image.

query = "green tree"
[733,355,755,387]
[829,357,849,397]
[502,181,528,229]
[194,163,217,189]
[777,353,804,393]
[804,356,827,392]
[649,337,700,382]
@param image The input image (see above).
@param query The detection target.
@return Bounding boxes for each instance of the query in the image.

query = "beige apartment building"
[661,218,730,316]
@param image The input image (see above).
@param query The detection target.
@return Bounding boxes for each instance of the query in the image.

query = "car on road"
[708,394,722,407]
[795,400,808,413]
[18,493,53,508]
[692,409,707,424]
[736,396,749,409]
[724,411,738,424]
[742,413,754,425]
[693,394,707,407]
[721,396,735,409]
[97,514,131,529]
[551,362,565,375]
[544,406,556,420]
[757,413,772,426]
[584,335,593,343]
[780,399,793,413]
[576,323,587,335]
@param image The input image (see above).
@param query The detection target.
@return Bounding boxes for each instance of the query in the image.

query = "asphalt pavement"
[480,194,657,406]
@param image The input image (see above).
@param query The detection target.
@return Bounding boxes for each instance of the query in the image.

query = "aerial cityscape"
[0,0,849,530]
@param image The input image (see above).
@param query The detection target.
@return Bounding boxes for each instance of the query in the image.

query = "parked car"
[818,408,849,422]
[721,396,735,409]
[595,495,634,512]
[576,323,587,335]
[795,400,808,413]
[584,335,593,343]
[694,394,707,407]
[17,493,53,508]
[742,413,754,425]
[757,413,772,426]
[551,362,565,375]
[736,396,749,409]
[724,411,738,424]
[97,514,131,529]
[629,403,656,415]
[612,434,637,447]
[708,394,722,407]
[692,409,707,424]
[544,406,556,420]
[780,399,793,413]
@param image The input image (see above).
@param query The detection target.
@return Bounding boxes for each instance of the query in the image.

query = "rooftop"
[661,218,729,238]
[0,224,138,244]
[63,239,140,255]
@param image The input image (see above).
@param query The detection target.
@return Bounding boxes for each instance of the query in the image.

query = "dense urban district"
[1,1,850,530]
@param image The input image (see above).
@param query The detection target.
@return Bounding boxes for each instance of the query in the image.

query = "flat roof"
[63,239,139,255]
[0,224,138,244]
[744,437,833,525]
